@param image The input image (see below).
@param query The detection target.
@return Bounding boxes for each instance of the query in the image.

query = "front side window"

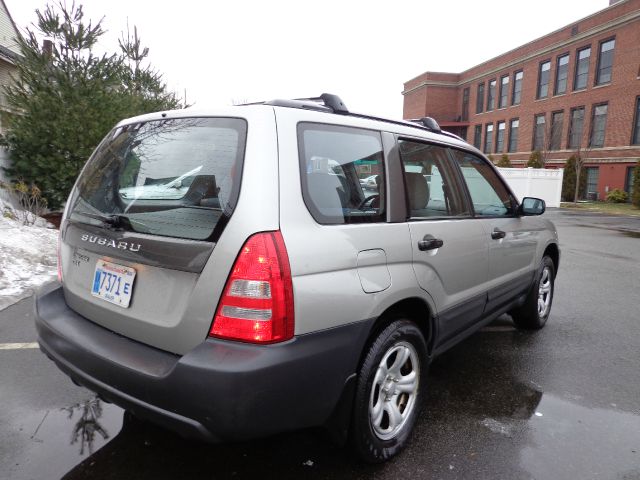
[533,114,546,151]
[398,141,469,217]
[476,83,485,114]
[450,151,515,217]
[589,104,608,148]
[487,79,497,111]
[496,121,506,153]
[298,123,385,225]
[484,124,494,154]
[499,75,509,108]
[633,97,640,145]
[569,107,585,149]
[550,111,564,150]
[512,70,523,105]
[596,38,615,85]
[69,117,247,241]
[555,54,569,95]
[574,46,591,90]
[508,119,519,153]
[537,61,551,99]
[473,125,482,149]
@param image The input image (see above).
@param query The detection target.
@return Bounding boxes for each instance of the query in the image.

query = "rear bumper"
[35,286,371,442]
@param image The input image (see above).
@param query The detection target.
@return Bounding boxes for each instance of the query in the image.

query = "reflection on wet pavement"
[519,394,640,479]
[65,398,110,455]
[4,397,122,480]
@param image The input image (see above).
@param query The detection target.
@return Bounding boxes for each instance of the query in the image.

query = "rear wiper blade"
[75,211,149,233]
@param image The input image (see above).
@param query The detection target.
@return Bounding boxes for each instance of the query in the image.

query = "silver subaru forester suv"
[36,94,559,463]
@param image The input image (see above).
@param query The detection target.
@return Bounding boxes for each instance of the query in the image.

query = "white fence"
[497,167,564,208]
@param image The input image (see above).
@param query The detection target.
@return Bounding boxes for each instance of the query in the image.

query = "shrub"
[561,156,587,202]
[487,154,495,164]
[633,160,640,208]
[0,180,46,225]
[606,188,628,203]
[496,154,512,168]
[527,150,544,168]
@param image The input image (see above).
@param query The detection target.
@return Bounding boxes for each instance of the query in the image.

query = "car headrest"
[405,172,429,210]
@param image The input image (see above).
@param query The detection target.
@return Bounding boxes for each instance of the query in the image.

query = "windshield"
[69,117,247,241]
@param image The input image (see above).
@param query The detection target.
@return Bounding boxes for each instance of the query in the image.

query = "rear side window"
[449,150,515,217]
[398,140,469,218]
[298,123,385,224]
[69,117,247,241]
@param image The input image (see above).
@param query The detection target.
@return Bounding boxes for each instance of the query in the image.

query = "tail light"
[210,231,294,344]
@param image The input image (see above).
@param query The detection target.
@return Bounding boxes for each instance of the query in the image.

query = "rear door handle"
[491,228,506,240]
[418,235,444,251]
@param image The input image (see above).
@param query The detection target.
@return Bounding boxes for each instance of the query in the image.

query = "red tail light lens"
[210,231,294,343]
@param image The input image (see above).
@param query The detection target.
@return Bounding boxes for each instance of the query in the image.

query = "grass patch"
[560,201,640,216]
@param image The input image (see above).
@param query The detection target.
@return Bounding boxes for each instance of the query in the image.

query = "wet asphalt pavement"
[1,209,639,480]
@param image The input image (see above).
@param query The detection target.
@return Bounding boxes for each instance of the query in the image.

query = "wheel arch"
[543,242,559,277]
[358,297,435,371]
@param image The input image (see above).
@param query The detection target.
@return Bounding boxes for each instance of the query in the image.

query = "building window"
[550,111,564,150]
[533,114,546,151]
[589,103,608,148]
[555,54,569,95]
[585,167,599,199]
[633,97,640,145]
[462,87,470,122]
[496,121,506,153]
[574,46,591,90]
[569,107,585,149]
[512,70,523,105]
[625,167,635,199]
[487,79,496,111]
[484,124,494,154]
[596,38,615,85]
[474,125,482,149]
[499,75,509,109]
[508,119,519,153]
[537,61,551,99]
[476,83,485,114]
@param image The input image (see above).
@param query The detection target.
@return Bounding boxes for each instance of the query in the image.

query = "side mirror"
[519,197,546,216]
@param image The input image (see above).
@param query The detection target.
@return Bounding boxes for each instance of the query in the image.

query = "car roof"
[115,94,477,154]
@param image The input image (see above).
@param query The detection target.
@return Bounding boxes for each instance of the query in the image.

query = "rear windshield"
[68,117,247,241]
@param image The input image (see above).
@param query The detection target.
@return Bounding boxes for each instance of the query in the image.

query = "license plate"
[91,260,136,308]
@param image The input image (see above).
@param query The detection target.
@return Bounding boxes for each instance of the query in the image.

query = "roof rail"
[256,93,349,114]
[409,117,442,133]
[240,94,461,141]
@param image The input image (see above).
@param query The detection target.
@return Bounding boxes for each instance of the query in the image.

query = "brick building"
[402,0,640,200]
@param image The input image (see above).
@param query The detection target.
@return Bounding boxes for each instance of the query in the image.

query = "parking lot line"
[0,342,39,350]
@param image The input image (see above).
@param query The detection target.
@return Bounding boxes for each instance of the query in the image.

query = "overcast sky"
[4,0,610,118]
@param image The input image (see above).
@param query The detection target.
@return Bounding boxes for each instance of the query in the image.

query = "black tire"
[510,255,555,330]
[351,320,428,463]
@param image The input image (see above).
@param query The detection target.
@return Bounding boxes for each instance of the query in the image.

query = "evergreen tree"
[496,154,512,168]
[1,2,181,209]
[527,150,544,168]
[632,160,640,208]
[562,156,587,202]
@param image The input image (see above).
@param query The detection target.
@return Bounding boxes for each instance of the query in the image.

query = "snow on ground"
[0,198,58,310]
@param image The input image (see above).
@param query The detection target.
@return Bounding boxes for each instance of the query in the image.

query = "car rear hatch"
[59,110,280,354]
